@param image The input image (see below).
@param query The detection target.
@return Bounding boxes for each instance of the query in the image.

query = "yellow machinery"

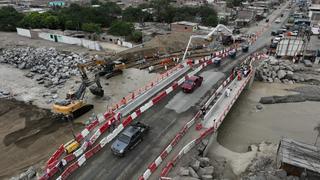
[64,139,80,154]
[52,58,126,119]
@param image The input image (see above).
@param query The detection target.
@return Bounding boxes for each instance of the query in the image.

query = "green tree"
[204,15,218,26]
[122,7,144,22]
[19,12,46,28]
[91,0,101,5]
[43,15,59,29]
[129,30,142,43]
[150,0,173,22]
[226,0,243,8]
[0,6,24,31]
[108,21,134,36]
[65,20,78,30]
[81,23,101,33]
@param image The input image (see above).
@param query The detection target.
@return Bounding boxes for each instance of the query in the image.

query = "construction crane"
[181,24,233,63]
[52,58,126,119]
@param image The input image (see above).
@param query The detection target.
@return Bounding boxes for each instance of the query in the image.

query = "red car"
[181,75,203,93]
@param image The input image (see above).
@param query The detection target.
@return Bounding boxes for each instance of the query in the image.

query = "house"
[171,21,199,32]
[309,4,320,26]
[252,1,272,9]
[99,34,125,44]
[277,137,320,179]
[48,1,65,7]
[175,0,207,6]
[235,10,255,27]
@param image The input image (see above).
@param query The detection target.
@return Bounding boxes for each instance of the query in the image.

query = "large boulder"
[303,59,313,67]
[275,169,287,179]
[197,166,214,176]
[188,167,199,178]
[179,167,189,176]
[201,175,213,180]
[277,70,286,79]
[273,65,280,72]
[198,157,210,167]
[190,160,200,171]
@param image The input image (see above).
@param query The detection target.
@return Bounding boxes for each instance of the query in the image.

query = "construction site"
[1,0,320,180]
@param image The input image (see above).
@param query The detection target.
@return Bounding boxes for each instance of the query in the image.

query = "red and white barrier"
[159,53,267,179]
[46,145,64,169]
[139,73,236,180]
[53,49,235,180]
[41,63,188,179]
[41,47,236,180]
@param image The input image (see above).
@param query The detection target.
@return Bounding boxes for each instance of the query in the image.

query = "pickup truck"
[181,75,203,93]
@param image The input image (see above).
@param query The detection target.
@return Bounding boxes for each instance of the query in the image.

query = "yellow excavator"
[52,59,125,119]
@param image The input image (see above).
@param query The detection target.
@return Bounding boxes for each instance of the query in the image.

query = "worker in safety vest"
[237,71,242,81]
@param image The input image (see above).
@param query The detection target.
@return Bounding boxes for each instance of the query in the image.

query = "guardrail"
[41,63,186,179]
[138,73,235,180]
[159,53,268,179]
[53,48,236,180]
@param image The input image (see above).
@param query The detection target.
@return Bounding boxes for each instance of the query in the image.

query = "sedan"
[181,75,203,93]
[111,122,149,156]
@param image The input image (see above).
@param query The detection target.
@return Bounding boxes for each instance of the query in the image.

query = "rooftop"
[310,4,320,10]
[277,137,320,174]
[236,10,254,21]
[171,21,199,26]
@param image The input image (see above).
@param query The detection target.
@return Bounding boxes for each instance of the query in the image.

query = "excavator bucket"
[89,86,104,97]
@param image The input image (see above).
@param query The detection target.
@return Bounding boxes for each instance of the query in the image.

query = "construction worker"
[237,70,242,81]
[200,106,206,117]
[121,97,127,105]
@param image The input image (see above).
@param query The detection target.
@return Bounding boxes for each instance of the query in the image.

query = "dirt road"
[0,98,83,179]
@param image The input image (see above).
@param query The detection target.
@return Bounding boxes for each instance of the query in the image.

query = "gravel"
[255,57,320,85]
[0,47,88,88]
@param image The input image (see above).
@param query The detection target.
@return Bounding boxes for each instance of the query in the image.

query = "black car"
[111,122,149,156]
[271,30,278,36]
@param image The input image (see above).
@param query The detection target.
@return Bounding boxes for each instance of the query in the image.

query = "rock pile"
[0,89,11,99]
[0,47,88,88]
[175,155,227,180]
[255,57,307,84]
[10,166,36,180]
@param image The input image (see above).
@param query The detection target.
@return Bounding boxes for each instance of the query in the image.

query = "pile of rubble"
[255,57,320,85]
[0,47,88,88]
[241,143,300,180]
[0,88,11,99]
[176,156,227,180]
[10,166,36,180]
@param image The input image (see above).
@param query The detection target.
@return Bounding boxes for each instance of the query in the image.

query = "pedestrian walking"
[200,106,206,117]
[225,88,231,97]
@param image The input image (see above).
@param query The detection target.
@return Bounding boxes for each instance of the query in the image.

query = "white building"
[309,4,320,26]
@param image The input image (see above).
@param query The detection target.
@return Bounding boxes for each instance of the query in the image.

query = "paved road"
[71,54,241,180]
[166,70,224,113]
[120,65,190,116]
[71,4,291,179]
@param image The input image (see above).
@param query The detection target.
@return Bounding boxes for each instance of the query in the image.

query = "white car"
[290,30,298,36]
[273,35,283,43]
[275,18,281,23]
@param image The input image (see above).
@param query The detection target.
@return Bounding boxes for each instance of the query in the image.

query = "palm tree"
[314,122,320,146]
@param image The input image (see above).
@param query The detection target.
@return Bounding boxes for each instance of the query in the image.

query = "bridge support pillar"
[203,131,218,156]
[245,68,255,90]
